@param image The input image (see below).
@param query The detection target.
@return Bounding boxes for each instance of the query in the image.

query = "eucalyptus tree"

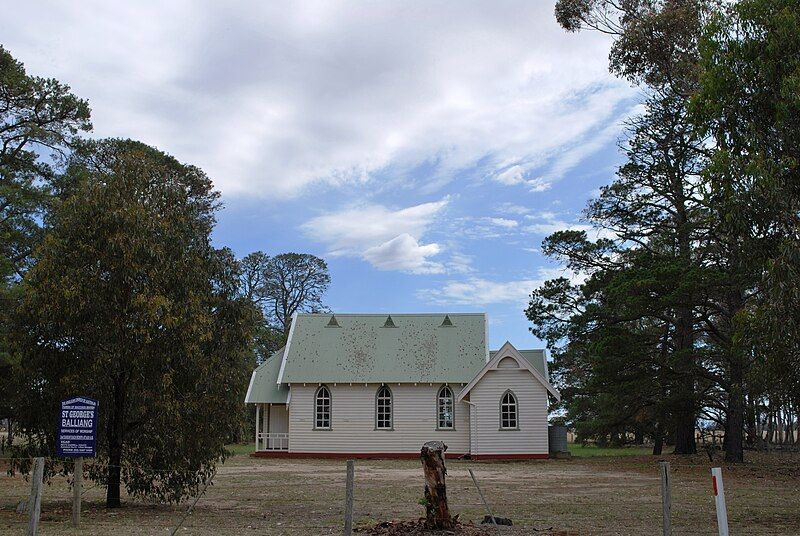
[555,0,709,94]
[14,139,256,506]
[690,0,800,460]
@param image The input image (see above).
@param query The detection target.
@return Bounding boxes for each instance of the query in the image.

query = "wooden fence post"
[26,457,44,536]
[711,467,729,536]
[659,461,671,536]
[72,457,83,527]
[344,460,355,536]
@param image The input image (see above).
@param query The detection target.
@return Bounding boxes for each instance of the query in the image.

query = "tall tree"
[13,139,256,506]
[0,44,91,448]
[554,0,708,94]
[528,92,710,454]
[260,252,331,337]
[0,45,91,279]
[690,0,800,461]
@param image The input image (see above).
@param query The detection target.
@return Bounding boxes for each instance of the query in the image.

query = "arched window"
[314,385,331,429]
[376,385,393,429]
[437,385,454,429]
[500,390,518,430]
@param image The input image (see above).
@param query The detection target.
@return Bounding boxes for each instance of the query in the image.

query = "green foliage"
[0,44,91,446]
[529,90,710,453]
[692,0,800,458]
[568,444,654,457]
[545,0,800,462]
[11,138,257,505]
[238,251,331,339]
[0,45,92,281]
[553,0,709,93]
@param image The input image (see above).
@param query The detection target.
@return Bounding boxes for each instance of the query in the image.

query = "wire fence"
[2,452,798,535]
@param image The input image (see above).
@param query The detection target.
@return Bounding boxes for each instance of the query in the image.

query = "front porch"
[254,402,289,452]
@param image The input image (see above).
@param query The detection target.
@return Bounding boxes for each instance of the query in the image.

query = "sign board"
[57,397,98,458]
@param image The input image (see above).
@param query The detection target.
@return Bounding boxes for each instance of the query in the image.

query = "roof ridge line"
[298,312,486,317]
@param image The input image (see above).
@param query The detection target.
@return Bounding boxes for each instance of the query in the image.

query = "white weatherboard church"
[245,313,560,459]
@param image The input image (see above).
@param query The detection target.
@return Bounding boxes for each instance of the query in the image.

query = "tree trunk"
[673,414,697,455]
[420,441,454,530]
[653,424,664,455]
[724,359,745,463]
[745,395,757,447]
[672,306,697,455]
[106,376,126,508]
[5,418,12,451]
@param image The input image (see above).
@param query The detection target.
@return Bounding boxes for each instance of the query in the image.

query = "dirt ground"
[1,451,798,535]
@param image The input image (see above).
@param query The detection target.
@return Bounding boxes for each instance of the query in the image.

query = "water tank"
[548,424,569,456]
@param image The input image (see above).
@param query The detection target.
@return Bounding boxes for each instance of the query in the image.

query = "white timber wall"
[288,383,471,454]
[469,368,549,455]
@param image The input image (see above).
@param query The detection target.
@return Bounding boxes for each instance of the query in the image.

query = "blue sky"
[3,1,639,348]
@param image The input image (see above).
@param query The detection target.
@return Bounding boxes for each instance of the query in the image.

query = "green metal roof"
[279,313,489,384]
[490,348,548,378]
[244,347,290,403]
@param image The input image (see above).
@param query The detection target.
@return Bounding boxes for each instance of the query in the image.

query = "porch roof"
[245,347,290,404]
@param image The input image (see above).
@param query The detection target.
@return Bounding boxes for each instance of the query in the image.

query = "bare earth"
[1,451,798,535]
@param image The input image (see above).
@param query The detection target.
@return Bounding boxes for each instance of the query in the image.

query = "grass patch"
[569,443,655,457]
[224,442,254,457]
[1,451,796,534]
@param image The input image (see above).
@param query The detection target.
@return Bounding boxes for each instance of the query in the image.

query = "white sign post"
[711,467,729,536]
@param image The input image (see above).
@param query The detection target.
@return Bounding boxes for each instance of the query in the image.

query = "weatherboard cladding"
[280,313,488,384]
[244,347,290,404]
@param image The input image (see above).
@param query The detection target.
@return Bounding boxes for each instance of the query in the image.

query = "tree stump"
[420,441,454,530]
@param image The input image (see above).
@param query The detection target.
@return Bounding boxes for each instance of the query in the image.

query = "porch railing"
[256,432,289,451]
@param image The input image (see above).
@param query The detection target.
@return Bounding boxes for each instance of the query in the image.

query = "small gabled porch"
[255,402,289,452]
[244,347,291,456]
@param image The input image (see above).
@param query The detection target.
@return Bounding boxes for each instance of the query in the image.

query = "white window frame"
[436,385,455,430]
[500,390,518,430]
[314,385,331,430]
[375,385,393,430]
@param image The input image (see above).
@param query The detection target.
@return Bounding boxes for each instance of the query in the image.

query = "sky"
[2,1,639,349]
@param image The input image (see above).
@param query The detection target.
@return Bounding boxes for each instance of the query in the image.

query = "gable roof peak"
[459,342,560,402]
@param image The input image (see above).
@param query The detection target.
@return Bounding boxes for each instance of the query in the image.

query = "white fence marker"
[711,467,729,536]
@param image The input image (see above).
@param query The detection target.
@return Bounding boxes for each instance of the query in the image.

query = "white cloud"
[527,178,554,192]
[420,267,586,306]
[494,165,525,186]
[363,234,443,274]
[524,219,593,236]
[524,212,617,241]
[3,1,633,198]
[498,203,532,216]
[491,102,636,194]
[423,277,540,306]
[486,217,518,229]
[302,198,448,273]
